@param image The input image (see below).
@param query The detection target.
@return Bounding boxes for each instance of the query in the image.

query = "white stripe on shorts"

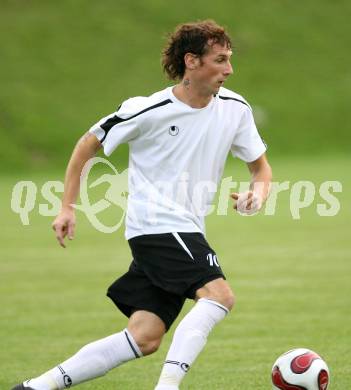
[171,232,195,260]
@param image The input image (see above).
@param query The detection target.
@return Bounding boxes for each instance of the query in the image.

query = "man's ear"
[184,53,200,70]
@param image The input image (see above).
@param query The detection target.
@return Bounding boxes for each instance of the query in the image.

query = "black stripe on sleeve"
[124,331,140,358]
[100,115,125,133]
[218,95,250,108]
[99,99,173,143]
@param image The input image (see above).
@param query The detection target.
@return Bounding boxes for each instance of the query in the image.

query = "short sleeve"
[231,106,267,162]
[89,98,140,156]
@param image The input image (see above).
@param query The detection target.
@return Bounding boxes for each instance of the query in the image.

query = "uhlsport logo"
[164,360,190,372]
[58,365,73,388]
[169,125,179,136]
[180,362,190,372]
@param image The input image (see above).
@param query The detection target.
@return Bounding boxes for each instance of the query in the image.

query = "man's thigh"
[107,260,185,331]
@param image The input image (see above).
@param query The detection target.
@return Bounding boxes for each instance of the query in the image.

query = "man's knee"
[135,337,162,356]
[220,290,235,311]
[207,288,235,311]
[196,279,236,311]
[127,310,166,356]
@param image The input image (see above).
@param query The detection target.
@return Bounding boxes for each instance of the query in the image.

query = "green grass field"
[1,155,350,389]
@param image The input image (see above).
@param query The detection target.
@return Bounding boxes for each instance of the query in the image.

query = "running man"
[12,20,272,390]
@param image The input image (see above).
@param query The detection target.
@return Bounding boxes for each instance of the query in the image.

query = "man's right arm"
[52,132,102,248]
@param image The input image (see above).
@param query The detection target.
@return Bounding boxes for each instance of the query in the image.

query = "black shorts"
[107,232,225,331]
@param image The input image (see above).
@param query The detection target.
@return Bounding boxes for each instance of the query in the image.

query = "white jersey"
[89,86,266,239]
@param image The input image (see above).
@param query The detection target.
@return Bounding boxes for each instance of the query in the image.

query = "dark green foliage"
[0,1,350,171]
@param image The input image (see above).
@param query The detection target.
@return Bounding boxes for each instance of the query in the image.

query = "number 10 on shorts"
[207,253,220,267]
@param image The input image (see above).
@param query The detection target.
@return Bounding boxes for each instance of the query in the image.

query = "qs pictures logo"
[10,157,129,233]
[75,157,129,233]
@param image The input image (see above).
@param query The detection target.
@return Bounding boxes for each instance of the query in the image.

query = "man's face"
[189,43,233,95]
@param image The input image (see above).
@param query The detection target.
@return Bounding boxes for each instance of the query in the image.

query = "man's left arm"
[231,153,272,215]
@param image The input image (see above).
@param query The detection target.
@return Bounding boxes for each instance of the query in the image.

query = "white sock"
[155,298,228,390]
[26,329,142,390]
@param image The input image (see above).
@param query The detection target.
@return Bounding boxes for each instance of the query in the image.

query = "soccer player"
[12,20,272,390]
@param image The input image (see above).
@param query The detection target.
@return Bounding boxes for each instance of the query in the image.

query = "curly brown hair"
[162,20,232,81]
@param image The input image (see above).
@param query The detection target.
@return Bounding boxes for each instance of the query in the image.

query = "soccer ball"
[271,348,330,389]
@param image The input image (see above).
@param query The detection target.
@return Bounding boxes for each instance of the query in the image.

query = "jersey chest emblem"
[168,125,179,136]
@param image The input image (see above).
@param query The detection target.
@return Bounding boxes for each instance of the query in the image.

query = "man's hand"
[52,208,76,248]
[51,132,101,248]
[231,191,263,216]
